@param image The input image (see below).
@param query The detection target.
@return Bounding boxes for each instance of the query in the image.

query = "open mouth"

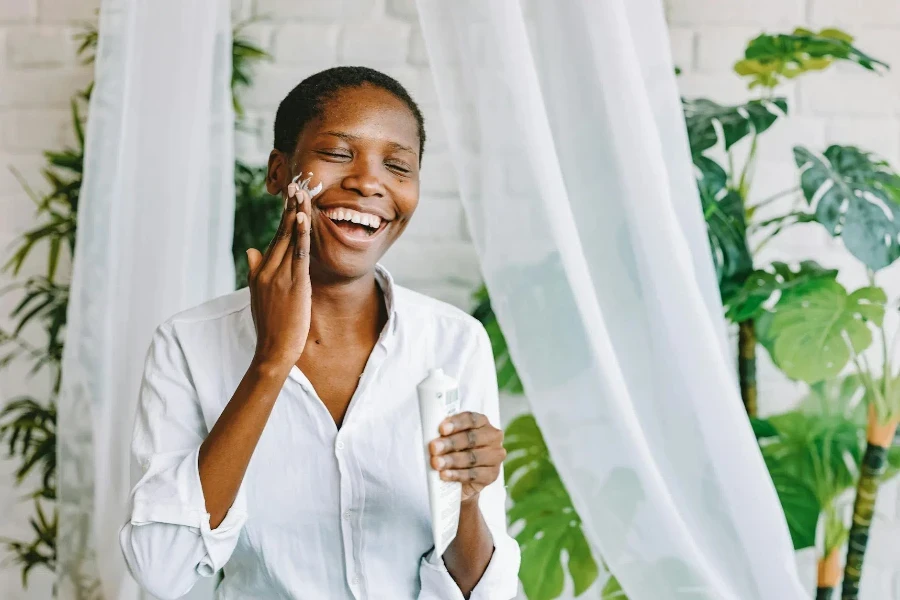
[321,207,388,242]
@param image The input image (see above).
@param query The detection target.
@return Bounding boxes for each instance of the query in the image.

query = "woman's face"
[266,84,421,281]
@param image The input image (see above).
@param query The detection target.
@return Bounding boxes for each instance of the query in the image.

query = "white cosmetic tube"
[417,368,462,555]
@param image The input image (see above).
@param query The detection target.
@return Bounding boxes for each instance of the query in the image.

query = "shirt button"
[343,511,352,520]
[351,576,359,585]
[336,441,345,450]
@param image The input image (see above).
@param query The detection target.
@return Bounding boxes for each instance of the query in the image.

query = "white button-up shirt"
[119,266,520,600]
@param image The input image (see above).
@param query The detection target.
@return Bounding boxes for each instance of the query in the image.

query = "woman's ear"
[266,150,290,196]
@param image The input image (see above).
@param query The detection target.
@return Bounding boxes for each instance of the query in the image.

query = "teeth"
[325,207,382,229]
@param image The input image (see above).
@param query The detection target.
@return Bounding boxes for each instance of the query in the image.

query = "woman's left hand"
[429,411,506,503]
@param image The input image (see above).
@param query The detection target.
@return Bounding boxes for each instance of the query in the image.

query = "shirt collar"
[374,262,399,342]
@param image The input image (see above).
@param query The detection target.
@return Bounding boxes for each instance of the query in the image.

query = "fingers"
[246,248,263,280]
[260,187,303,275]
[439,466,500,484]
[439,411,490,436]
[429,423,502,456]
[431,446,506,471]
[291,205,311,281]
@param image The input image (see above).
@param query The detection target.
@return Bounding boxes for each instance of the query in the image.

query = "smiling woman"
[117,66,520,600]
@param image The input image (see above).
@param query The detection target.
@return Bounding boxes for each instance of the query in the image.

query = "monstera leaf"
[753,407,865,550]
[695,155,753,301]
[735,28,888,89]
[765,464,822,549]
[795,145,900,271]
[471,286,523,394]
[601,575,626,599]
[765,279,885,383]
[505,415,598,599]
[724,260,837,322]
[684,97,788,155]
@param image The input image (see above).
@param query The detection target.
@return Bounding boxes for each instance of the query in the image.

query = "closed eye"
[386,162,411,174]
[317,150,351,160]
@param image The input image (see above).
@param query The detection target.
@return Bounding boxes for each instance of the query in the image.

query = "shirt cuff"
[130,446,248,577]
[418,531,521,600]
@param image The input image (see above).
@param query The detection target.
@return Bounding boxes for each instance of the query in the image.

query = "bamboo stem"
[738,319,757,417]
[841,407,899,600]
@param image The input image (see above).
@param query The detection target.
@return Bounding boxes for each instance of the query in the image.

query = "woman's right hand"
[245,185,312,372]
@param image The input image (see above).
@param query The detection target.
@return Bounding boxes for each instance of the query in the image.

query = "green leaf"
[505,415,599,600]
[601,575,627,599]
[683,97,788,154]
[795,145,900,270]
[767,279,885,383]
[694,155,753,301]
[751,417,779,439]
[758,404,865,547]
[766,466,821,549]
[232,161,281,288]
[735,29,888,89]
[798,374,868,425]
[724,260,837,322]
[470,286,524,394]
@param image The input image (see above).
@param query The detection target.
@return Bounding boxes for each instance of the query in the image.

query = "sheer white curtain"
[57,0,235,598]
[416,0,807,598]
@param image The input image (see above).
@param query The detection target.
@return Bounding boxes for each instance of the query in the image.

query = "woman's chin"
[310,251,382,282]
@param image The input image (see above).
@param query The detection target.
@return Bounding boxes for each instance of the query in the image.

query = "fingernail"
[441,423,454,435]
[434,441,446,453]
[435,458,446,469]
[287,182,299,197]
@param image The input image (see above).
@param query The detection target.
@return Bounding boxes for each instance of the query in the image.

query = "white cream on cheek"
[291,172,323,198]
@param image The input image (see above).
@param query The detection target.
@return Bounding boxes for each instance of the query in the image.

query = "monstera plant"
[473,27,900,600]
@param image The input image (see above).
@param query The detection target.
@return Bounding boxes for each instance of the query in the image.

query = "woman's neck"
[307,270,386,347]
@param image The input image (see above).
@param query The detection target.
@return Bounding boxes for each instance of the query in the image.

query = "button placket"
[337,436,363,599]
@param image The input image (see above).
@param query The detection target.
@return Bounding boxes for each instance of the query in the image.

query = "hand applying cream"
[286,172,323,208]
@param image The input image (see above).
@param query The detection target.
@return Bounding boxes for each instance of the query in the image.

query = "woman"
[119,66,520,600]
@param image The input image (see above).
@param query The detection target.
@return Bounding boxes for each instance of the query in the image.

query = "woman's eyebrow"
[321,130,416,156]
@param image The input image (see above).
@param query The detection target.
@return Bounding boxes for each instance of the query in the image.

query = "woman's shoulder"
[151,288,252,354]
[392,284,488,344]
[164,287,251,327]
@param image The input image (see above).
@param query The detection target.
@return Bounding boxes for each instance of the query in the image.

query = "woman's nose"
[341,161,385,197]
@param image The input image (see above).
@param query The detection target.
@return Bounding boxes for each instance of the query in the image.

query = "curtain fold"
[57,1,235,597]
[415,0,807,598]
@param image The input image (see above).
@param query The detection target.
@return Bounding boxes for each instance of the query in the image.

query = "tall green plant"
[0,22,270,588]
[473,27,895,600]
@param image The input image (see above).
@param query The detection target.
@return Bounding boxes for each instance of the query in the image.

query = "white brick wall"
[3,0,900,598]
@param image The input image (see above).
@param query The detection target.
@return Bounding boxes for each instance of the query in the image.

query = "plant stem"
[841,407,899,600]
[817,547,841,599]
[738,319,757,417]
[748,186,800,212]
[728,151,736,189]
[738,133,759,197]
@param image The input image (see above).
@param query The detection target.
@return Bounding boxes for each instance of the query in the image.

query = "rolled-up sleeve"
[418,324,521,600]
[119,323,247,600]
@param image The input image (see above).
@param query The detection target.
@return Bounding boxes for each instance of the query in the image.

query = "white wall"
[3,0,900,598]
